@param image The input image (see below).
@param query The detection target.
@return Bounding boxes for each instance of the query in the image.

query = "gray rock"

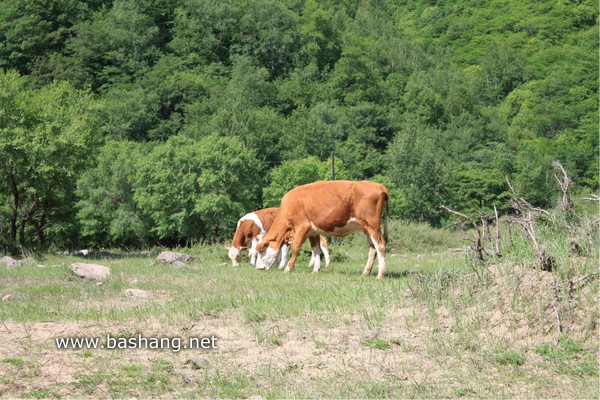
[70,263,110,281]
[156,251,200,264]
[124,288,152,299]
[1,256,21,269]
[172,260,186,269]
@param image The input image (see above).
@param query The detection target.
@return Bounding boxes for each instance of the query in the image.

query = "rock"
[124,289,152,299]
[172,260,186,269]
[156,251,200,264]
[1,256,21,269]
[70,263,110,281]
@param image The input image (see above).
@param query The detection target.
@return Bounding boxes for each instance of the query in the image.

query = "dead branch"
[477,211,498,259]
[1,320,10,334]
[440,205,484,262]
[554,273,596,291]
[494,204,502,257]
[506,177,556,271]
[552,161,573,215]
[439,205,478,226]
[582,194,600,202]
[552,297,562,335]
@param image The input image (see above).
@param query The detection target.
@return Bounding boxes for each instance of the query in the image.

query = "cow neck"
[237,212,266,235]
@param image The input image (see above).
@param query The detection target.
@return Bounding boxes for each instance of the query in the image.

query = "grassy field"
[0,220,598,398]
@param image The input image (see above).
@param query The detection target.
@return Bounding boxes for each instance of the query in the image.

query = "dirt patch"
[0,312,439,397]
[0,263,597,398]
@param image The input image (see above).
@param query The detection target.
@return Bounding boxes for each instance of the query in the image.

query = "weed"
[2,357,24,367]
[493,348,525,366]
[152,359,173,372]
[121,364,144,378]
[361,337,391,350]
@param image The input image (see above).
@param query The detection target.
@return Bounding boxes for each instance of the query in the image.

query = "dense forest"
[0,0,598,251]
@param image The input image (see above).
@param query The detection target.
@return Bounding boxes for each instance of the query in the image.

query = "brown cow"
[226,208,330,268]
[255,180,389,278]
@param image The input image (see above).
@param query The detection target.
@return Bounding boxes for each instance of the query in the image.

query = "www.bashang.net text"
[55,334,218,353]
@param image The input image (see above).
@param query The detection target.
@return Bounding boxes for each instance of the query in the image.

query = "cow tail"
[383,186,390,243]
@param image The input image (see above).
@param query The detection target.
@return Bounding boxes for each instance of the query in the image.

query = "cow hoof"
[283,267,292,273]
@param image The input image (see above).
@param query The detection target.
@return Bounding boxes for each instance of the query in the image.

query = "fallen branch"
[553,273,596,291]
[2,320,10,334]
[552,297,562,335]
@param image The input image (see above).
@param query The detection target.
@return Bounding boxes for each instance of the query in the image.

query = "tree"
[133,135,262,244]
[475,42,525,105]
[0,0,101,76]
[61,0,162,92]
[385,122,449,226]
[402,71,446,127]
[329,37,381,105]
[296,0,342,71]
[0,71,101,250]
[170,0,242,65]
[76,140,152,248]
[231,0,300,78]
[262,156,348,207]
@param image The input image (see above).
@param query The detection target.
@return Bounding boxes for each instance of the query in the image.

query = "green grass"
[0,218,597,399]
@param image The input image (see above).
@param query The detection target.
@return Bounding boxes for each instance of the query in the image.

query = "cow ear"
[224,246,230,251]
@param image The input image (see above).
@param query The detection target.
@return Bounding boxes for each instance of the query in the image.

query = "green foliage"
[0,0,597,249]
[133,135,262,243]
[262,156,347,207]
[386,122,450,226]
[0,71,101,250]
[76,140,151,248]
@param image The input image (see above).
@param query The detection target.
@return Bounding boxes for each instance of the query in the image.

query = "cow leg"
[362,240,377,276]
[278,243,290,269]
[284,228,310,273]
[283,240,301,273]
[249,238,259,266]
[307,236,322,273]
[368,233,387,279]
[320,236,331,268]
[358,221,386,278]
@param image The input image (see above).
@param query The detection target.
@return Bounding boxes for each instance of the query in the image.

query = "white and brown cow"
[227,207,330,268]
[255,180,389,278]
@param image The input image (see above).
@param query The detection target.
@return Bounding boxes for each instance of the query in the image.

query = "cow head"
[255,241,280,270]
[226,245,247,267]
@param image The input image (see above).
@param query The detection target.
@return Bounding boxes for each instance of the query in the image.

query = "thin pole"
[331,150,335,180]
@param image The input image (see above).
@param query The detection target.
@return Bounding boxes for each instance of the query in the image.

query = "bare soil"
[1,263,597,398]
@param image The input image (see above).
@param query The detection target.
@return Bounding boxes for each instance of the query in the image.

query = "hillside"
[0,0,597,249]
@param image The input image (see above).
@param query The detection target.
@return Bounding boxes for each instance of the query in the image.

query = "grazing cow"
[255,180,389,278]
[226,208,330,268]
